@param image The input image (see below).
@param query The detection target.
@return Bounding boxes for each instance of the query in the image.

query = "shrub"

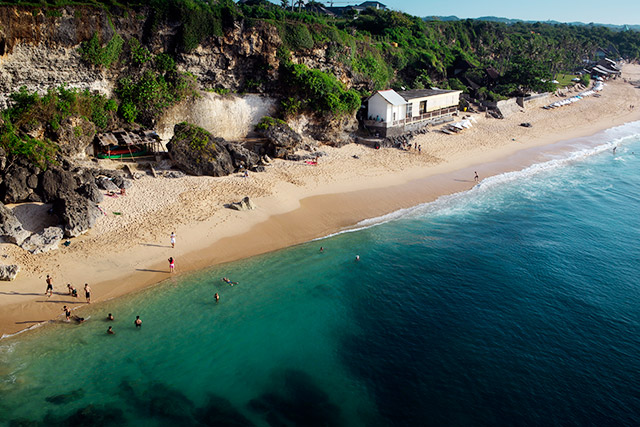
[129,38,152,65]
[80,32,124,68]
[255,116,287,131]
[283,62,360,115]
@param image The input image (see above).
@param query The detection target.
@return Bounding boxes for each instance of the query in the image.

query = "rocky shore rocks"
[0,264,20,281]
[167,122,262,176]
[228,196,256,211]
[20,227,64,254]
[0,202,31,245]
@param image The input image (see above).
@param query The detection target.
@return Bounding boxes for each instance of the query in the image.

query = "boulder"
[166,122,235,176]
[52,117,97,158]
[96,177,119,192]
[163,170,186,179]
[78,182,104,204]
[1,166,32,203]
[20,227,64,254]
[53,192,103,237]
[0,202,31,245]
[225,142,260,169]
[228,196,256,211]
[263,123,303,159]
[41,167,78,202]
[0,264,20,281]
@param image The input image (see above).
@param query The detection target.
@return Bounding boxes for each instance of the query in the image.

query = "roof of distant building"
[376,89,406,105]
[397,88,460,100]
[358,1,387,8]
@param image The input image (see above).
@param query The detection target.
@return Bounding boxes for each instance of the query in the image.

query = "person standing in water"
[107,326,115,334]
[170,232,176,248]
[62,306,71,322]
[215,293,220,302]
[613,146,617,154]
[135,316,142,328]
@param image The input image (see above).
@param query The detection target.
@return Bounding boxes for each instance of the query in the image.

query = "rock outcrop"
[167,123,234,176]
[53,192,102,238]
[20,226,64,254]
[0,264,20,281]
[52,117,97,158]
[41,167,78,203]
[0,202,31,245]
[228,196,256,211]
[263,123,303,159]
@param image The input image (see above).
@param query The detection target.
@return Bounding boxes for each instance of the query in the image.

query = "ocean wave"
[318,125,640,239]
[0,321,50,341]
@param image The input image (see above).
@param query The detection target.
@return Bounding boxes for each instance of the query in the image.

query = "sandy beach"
[1,64,640,338]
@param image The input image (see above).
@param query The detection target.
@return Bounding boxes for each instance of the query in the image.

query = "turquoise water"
[1,122,640,426]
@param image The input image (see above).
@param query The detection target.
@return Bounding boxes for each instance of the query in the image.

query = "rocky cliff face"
[0,6,353,106]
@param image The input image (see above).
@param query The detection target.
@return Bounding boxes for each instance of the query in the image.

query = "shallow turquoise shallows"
[1,122,640,426]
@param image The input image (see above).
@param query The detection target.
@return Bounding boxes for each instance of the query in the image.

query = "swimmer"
[107,313,114,321]
[107,326,115,334]
[215,293,220,302]
[355,255,360,261]
[613,146,617,154]
[320,247,324,253]
[135,316,142,328]
[222,277,237,286]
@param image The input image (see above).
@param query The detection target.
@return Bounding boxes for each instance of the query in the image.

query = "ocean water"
[1,122,640,426]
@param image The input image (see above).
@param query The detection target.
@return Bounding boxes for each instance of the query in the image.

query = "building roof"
[359,1,387,8]
[376,89,407,105]
[397,88,461,101]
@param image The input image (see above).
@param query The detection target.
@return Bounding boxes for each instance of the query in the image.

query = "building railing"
[364,107,457,128]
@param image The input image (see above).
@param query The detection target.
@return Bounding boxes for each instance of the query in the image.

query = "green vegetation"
[282,62,361,115]
[79,31,124,69]
[0,85,121,168]
[174,122,214,152]
[255,116,287,131]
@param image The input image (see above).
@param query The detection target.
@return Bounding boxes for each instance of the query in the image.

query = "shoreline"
[2,65,640,339]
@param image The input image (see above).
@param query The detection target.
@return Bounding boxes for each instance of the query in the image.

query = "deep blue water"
[1,122,640,426]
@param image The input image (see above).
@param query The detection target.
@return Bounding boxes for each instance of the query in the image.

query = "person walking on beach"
[168,257,175,273]
[45,275,53,297]
[62,306,71,322]
[474,171,479,183]
[135,316,142,328]
[170,232,176,248]
[84,283,91,303]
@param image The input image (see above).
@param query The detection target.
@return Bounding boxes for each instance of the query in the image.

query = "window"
[406,103,413,118]
[419,100,427,114]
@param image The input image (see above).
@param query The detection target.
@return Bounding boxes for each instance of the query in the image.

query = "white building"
[366,88,462,137]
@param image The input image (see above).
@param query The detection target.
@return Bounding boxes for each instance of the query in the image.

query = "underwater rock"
[45,388,85,405]
[248,369,343,427]
[195,395,255,427]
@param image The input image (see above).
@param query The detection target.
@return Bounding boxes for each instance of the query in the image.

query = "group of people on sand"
[105,313,142,334]
[45,275,92,303]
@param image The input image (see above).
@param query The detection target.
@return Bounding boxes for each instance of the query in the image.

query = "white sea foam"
[318,121,640,240]
[0,321,50,341]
